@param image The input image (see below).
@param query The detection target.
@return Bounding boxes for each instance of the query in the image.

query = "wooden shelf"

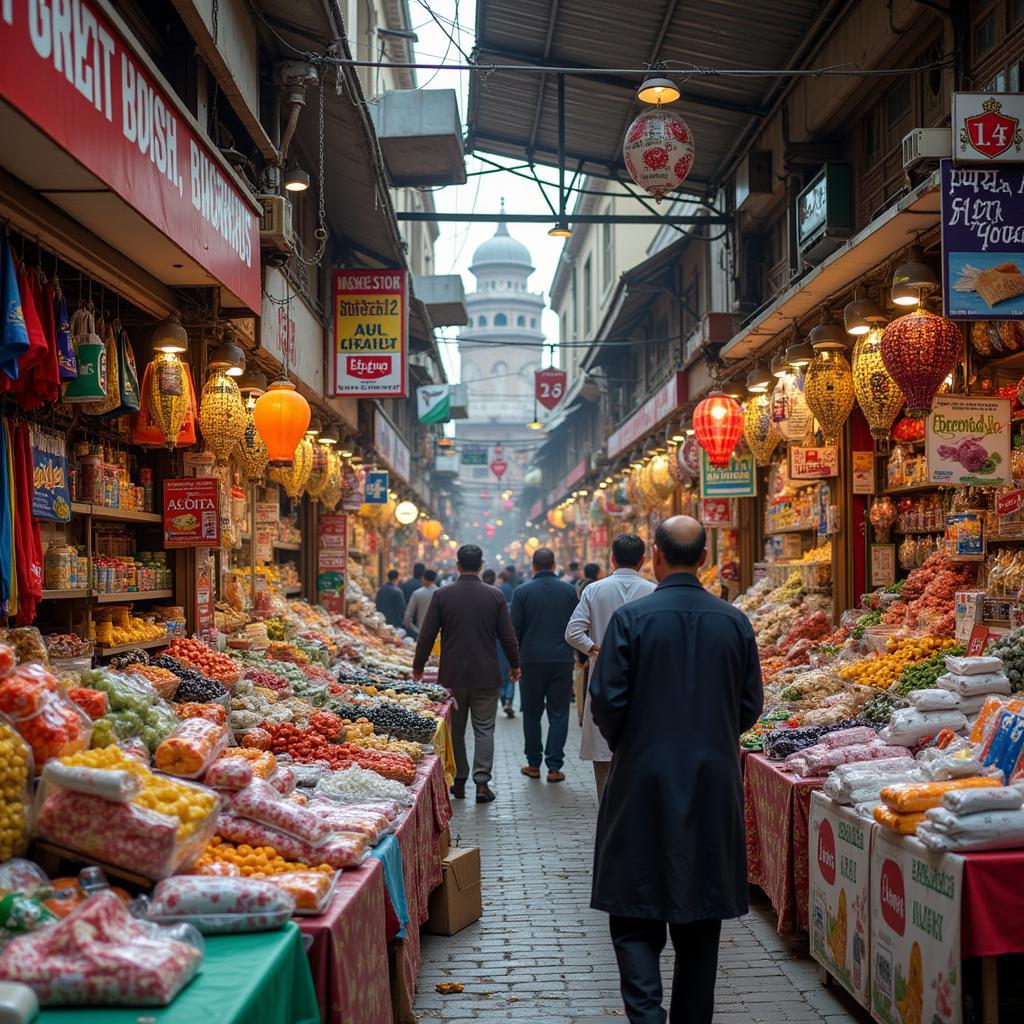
[70,501,91,515]
[94,589,173,604]
[894,526,945,535]
[95,636,170,657]
[273,541,301,552]
[764,525,816,535]
[284,585,303,595]
[41,589,90,601]
[88,506,162,524]
[884,484,941,496]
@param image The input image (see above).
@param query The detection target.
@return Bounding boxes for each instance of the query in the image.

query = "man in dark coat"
[374,569,406,629]
[590,515,763,1024]
[412,544,520,803]
[510,548,579,783]
[400,562,425,602]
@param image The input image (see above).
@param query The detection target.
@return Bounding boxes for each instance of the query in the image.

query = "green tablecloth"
[38,922,320,1024]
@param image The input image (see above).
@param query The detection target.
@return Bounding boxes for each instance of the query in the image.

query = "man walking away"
[510,548,578,783]
[400,563,424,602]
[402,569,437,638]
[499,568,517,602]
[412,545,520,803]
[577,563,602,598]
[375,570,406,629]
[590,516,764,1024]
[496,569,516,717]
[565,534,655,798]
[481,568,496,585]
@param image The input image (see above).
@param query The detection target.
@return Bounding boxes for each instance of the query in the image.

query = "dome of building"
[470,217,533,274]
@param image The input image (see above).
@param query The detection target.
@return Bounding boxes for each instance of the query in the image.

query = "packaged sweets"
[232,779,331,845]
[0,722,32,861]
[147,876,294,934]
[155,718,229,778]
[881,776,1002,813]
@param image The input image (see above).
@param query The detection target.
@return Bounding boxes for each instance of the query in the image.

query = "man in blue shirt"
[375,569,406,629]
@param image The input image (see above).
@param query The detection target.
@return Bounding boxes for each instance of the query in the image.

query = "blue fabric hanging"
[0,236,29,380]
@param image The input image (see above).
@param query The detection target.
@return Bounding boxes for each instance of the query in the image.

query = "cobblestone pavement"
[416,709,870,1023]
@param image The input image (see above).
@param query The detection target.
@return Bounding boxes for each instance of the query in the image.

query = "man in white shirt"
[403,569,437,638]
[565,533,656,797]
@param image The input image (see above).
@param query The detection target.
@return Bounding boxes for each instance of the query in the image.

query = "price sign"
[535,367,567,411]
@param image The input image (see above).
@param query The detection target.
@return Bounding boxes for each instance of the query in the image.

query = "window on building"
[492,361,508,377]
[1015,0,1024,25]
[467,316,473,328]
[601,217,614,292]
[478,315,487,327]
[494,313,508,327]
[531,317,537,329]
[583,257,593,338]
[975,10,997,57]
[516,315,526,327]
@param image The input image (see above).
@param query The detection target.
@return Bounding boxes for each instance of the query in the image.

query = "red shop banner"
[0,0,261,311]
[163,477,220,548]
[535,367,567,411]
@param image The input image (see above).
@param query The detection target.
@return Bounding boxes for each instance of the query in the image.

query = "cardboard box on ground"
[425,845,482,936]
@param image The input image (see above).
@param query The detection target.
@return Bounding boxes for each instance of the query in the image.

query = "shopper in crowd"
[412,544,520,803]
[510,548,579,783]
[563,560,582,585]
[499,567,517,600]
[402,569,437,639]
[590,516,763,1024]
[577,562,602,597]
[400,562,425,602]
[565,534,655,798]
[375,569,406,629]
[481,568,496,585]
[496,567,517,717]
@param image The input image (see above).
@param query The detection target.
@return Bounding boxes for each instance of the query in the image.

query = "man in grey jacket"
[565,534,655,798]
[402,569,437,638]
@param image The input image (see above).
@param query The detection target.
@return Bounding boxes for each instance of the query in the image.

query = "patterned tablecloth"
[743,752,824,936]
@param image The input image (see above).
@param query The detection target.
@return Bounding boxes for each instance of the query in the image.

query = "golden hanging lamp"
[742,392,781,466]
[804,342,855,446]
[149,352,190,448]
[270,437,314,497]
[852,325,904,441]
[237,410,269,480]
[199,367,246,463]
[304,442,330,498]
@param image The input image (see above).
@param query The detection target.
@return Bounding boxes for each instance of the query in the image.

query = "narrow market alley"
[416,715,869,1023]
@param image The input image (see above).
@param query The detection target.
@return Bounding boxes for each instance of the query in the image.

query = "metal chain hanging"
[294,67,328,268]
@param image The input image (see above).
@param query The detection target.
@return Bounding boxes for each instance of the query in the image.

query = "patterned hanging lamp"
[804,341,855,446]
[880,306,964,418]
[742,393,781,466]
[237,410,269,480]
[693,392,743,468]
[270,437,314,497]
[678,436,701,478]
[853,325,905,440]
[304,442,330,499]
[199,367,246,463]
[771,370,815,443]
[646,451,676,502]
[622,108,695,202]
[318,449,343,509]
[149,352,190,449]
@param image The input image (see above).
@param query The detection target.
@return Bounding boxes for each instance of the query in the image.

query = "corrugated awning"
[468,0,826,189]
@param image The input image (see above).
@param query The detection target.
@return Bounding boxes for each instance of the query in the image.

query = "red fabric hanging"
[12,421,42,625]
[16,271,59,410]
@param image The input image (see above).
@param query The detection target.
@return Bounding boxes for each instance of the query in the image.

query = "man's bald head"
[654,516,707,571]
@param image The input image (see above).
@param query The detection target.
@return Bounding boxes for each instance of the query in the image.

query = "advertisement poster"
[30,426,71,522]
[941,160,1024,320]
[926,396,1011,487]
[255,528,274,564]
[255,501,279,525]
[699,450,757,499]
[791,446,840,481]
[871,545,897,588]
[332,269,408,397]
[318,513,347,614]
[870,830,963,1024]
[700,498,734,528]
[195,549,215,637]
[809,793,871,1008]
[163,478,220,548]
[364,470,389,504]
[853,451,876,495]
[953,93,1024,165]
[946,512,985,561]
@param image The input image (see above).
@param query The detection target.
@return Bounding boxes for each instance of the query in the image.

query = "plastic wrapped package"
[268,871,336,913]
[845,775,924,806]
[303,800,392,843]
[918,752,993,781]
[881,776,1003,813]
[945,655,1005,676]
[971,696,1024,745]
[41,760,142,802]
[982,711,1024,776]
[204,757,254,791]
[800,742,911,776]
[6,687,90,772]
[0,629,47,666]
[908,689,961,711]
[0,860,48,894]
[267,765,296,796]
[344,799,402,822]
[146,876,295,934]
[217,747,277,779]
[879,708,969,747]
[822,757,918,802]
[66,688,108,720]
[0,891,203,1006]
[81,669,180,754]
[821,726,878,749]
[232,779,332,845]
[873,806,928,835]
[941,785,1024,816]
[217,813,370,868]
[175,702,227,726]
[155,718,229,778]
[936,671,1011,697]
[918,808,1024,851]
[0,718,32,862]
[313,765,414,806]
[283,761,330,788]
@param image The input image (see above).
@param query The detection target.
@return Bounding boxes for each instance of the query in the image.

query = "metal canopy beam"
[396,213,731,224]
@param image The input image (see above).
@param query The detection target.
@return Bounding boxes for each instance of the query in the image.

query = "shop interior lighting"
[283,165,311,192]
[746,363,771,393]
[844,298,886,336]
[319,425,339,445]
[770,350,788,378]
[809,322,848,351]
[208,341,245,376]
[305,416,322,438]
[637,76,681,105]
[236,369,268,395]
[153,314,188,354]
[785,339,815,368]
[547,220,572,238]
[891,246,938,306]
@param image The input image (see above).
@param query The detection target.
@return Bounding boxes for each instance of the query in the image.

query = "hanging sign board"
[417,384,450,423]
[790,446,840,481]
[700,498,734,528]
[195,549,215,637]
[163,478,220,548]
[318,513,347,614]
[490,458,508,479]
[262,269,323,393]
[808,793,871,1010]
[461,443,488,466]
[30,427,71,522]
[941,160,1024,320]
[373,413,412,482]
[925,395,1011,487]
[0,0,260,310]
[870,545,897,588]
[535,367,567,411]
[699,450,757,499]
[364,471,389,504]
[869,830,963,1024]
[953,93,1024,164]
[332,269,408,397]
[852,451,875,495]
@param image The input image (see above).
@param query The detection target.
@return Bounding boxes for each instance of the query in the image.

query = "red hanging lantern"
[880,308,964,418]
[623,109,695,203]
[693,392,743,468]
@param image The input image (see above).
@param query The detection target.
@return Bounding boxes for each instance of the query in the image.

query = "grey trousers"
[450,687,500,784]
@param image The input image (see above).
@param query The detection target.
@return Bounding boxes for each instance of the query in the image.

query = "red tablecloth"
[299,858,392,1024]
[958,848,1024,958]
[743,752,824,935]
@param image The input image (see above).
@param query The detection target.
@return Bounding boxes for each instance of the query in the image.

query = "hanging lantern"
[149,352,190,448]
[645,452,676,502]
[422,519,443,542]
[318,450,342,509]
[198,368,246,463]
[804,348,855,445]
[742,393,781,466]
[622,108,695,203]
[252,379,311,463]
[270,437,314,497]
[881,307,964,418]
[853,326,905,440]
[304,443,330,499]
[693,392,743,468]
[237,410,269,480]
[678,437,701,478]
[771,371,815,442]
[547,508,565,530]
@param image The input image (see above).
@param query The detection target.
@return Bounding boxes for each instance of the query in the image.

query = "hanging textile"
[18,269,59,410]
[0,420,13,609]
[5,419,18,617]
[12,420,42,625]
[0,238,29,381]
[53,284,76,381]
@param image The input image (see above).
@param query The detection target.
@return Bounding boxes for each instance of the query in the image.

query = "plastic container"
[154,719,229,778]
[146,876,294,934]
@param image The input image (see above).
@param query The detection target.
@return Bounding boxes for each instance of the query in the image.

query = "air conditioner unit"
[902,129,951,172]
[259,195,295,256]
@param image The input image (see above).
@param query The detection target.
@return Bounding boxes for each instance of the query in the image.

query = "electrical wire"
[413,0,474,64]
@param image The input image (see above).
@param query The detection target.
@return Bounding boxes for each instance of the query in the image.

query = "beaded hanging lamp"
[693,392,743,468]
[880,306,964,418]
[149,352,190,448]
[270,437,314,497]
[771,370,815,443]
[804,338,855,446]
[742,392,781,466]
[853,325,905,440]
[199,365,246,463]
[237,411,269,480]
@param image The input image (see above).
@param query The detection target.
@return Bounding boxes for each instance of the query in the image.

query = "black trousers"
[609,915,722,1024]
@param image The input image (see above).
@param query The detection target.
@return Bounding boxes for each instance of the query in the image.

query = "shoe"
[450,780,466,800]
[520,766,541,779]
[547,770,566,783]
[476,783,496,803]
[503,702,515,719]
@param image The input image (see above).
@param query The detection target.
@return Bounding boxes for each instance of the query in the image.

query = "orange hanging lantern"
[252,379,311,463]
[881,307,964,419]
[693,392,743,468]
[421,519,443,542]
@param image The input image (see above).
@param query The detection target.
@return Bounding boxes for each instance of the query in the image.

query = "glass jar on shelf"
[869,496,897,543]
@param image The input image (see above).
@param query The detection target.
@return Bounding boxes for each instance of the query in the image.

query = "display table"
[38,922,319,1024]
[743,751,824,935]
